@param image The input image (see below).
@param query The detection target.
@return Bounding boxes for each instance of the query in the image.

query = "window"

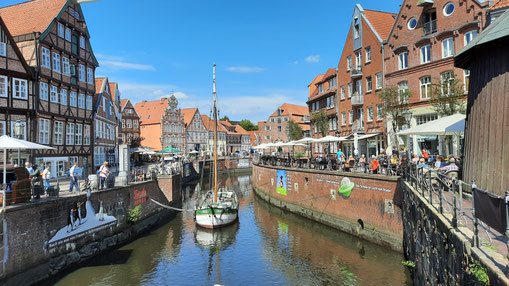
[398,52,408,70]
[69,91,77,107]
[66,122,74,145]
[41,47,51,68]
[78,93,85,108]
[349,110,354,125]
[39,118,50,144]
[277,126,282,132]
[354,23,360,39]
[87,68,93,84]
[60,89,67,105]
[340,86,345,100]
[39,82,49,101]
[464,30,477,46]
[0,76,6,97]
[341,112,346,126]
[416,114,438,125]
[84,125,90,145]
[397,81,409,103]
[423,11,437,35]
[347,56,352,71]
[11,121,26,140]
[348,83,353,98]
[420,45,431,64]
[133,120,138,128]
[50,86,58,103]
[365,47,371,63]
[78,64,85,82]
[53,121,63,145]
[75,123,82,145]
[376,73,382,90]
[367,106,373,122]
[52,52,61,73]
[0,121,5,135]
[80,36,85,49]
[62,57,70,76]
[408,18,418,30]
[86,95,92,110]
[366,76,372,92]
[443,2,455,16]
[58,23,64,38]
[328,77,336,89]
[318,83,324,94]
[442,37,454,58]
[0,42,6,57]
[13,78,28,99]
[420,76,432,100]
[65,28,71,41]
[127,119,132,128]
[122,119,126,128]
[464,70,470,92]
[355,51,362,69]
[355,79,362,95]
[377,104,383,120]
[441,71,454,95]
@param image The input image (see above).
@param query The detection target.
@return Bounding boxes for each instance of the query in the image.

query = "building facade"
[0,0,98,178]
[259,103,310,144]
[182,108,207,154]
[119,99,141,145]
[201,114,227,156]
[160,94,185,152]
[93,77,119,170]
[0,15,35,166]
[308,68,338,143]
[384,0,488,155]
[335,5,394,157]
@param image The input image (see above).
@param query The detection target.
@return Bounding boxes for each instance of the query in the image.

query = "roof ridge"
[363,8,397,15]
[0,0,36,10]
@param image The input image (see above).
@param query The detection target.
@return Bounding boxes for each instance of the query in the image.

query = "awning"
[397,113,465,136]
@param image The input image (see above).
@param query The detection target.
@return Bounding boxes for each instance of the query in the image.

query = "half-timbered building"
[0,15,35,166]
[182,108,207,154]
[119,99,141,145]
[0,0,98,177]
[94,77,119,171]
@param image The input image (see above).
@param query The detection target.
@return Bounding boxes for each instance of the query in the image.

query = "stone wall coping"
[255,163,400,182]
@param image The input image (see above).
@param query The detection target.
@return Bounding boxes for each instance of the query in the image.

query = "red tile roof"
[135,98,170,125]
[120,99,128,110]
[234,125,249,135]
[201,115,228,132]
[308,74,324,100]
[95,77,105,94]
[0,0,67,36]
[491,0,509,10]
[220,120,234,127]
[140,124,162,151]
[181,108,198,127]
[109,82,118,103]
[318,68,336,83]
[270,103,309,117]
[364,9,397,40]
[248,130,260,145]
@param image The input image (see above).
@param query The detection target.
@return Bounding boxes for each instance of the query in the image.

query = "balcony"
[350,67,363,79]
[351,93,364,106]
[423,20,437,36]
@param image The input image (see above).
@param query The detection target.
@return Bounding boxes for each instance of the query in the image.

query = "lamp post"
[13,121,24,165]
[403,110,413,158]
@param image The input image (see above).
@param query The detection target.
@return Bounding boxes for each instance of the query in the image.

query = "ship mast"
[213,63,218,203]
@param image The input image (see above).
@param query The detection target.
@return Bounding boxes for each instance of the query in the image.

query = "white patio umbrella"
[0,135,55,208]
[397,113,465,136]
[314,135,346,142]
[296,137,319,143]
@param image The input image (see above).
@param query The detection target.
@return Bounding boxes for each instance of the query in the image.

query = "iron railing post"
[472,180,479,248]
[505,190,509,278]
[459,179,463,219]
[439,180,443,214]
[429,171,433,205]
[452,179,457,228]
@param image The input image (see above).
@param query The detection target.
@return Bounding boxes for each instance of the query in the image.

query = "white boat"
[195,64,239,229]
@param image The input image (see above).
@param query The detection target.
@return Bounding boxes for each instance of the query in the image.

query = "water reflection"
[49,173,410,286]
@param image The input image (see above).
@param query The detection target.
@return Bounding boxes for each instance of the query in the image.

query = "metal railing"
[423,19,437,35]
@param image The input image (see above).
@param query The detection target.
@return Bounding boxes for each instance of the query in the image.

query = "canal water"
[51,173,411,285]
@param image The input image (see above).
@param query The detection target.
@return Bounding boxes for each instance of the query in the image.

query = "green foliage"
[311,110,329,137]
[376,86,412,130]
[295,152,304,159]
[220,115,230,122]
[468,260,489,285]
[430,72,467,116]
[239,119,258,131]
[127,206,142,224]
[288,120,303,141]
[339,267,358,286]
[129,137,144,148]
[402,260,415,268]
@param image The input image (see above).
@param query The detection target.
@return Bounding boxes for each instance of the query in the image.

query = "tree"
[239,119,258,131]
[311,110,329,137]
[220,115,230,122]
[377,86,412,150]
[429,72,467,116]
[129,137,144,148]
[288,120,303,141]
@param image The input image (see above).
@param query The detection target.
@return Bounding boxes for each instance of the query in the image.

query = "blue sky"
[4,0,401,122]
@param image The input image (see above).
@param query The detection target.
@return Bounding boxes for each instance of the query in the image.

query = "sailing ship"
[194,64,239,229]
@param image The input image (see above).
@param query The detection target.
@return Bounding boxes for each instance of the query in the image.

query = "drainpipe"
[381,41,388,151]
[32,32,41,164]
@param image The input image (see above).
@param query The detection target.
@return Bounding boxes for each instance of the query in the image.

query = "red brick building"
[119,98,140,145]
[384,0,489,155]
[259,103,310,144]
[335,4,395,157]
[307,68,338,139]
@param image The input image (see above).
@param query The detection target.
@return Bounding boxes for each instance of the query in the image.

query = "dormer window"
[318,83,324,94]
[398,52,408,70]
[423,10,437,35]
[354,19,360,39]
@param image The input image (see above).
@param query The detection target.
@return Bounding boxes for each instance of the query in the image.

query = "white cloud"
[305,55,320,63]
[101,60,156,71]
[226,66,264,73]
[160,91,189,99]
[293,60,299,65]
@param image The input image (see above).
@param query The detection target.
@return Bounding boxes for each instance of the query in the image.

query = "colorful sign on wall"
[276,170,287,196]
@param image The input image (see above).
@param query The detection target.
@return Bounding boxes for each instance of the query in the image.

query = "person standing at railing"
[69,163,79,193]
[99,161,110,190]
[42,165,51,191]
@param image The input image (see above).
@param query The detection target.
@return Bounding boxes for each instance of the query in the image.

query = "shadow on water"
[46,173,410,286]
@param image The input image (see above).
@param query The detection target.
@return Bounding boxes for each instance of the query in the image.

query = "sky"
[4,0,401,123]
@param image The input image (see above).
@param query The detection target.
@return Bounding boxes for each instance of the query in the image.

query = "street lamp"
[13,121,24,165]
[402,110,413,158]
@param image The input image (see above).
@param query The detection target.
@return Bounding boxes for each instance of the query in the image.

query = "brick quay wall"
[252,164,404,252]
[2,175,181,286]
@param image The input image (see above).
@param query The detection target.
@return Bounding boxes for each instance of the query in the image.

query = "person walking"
[99,161,110,190]
[69,163,79,193]
[42,165,51,191]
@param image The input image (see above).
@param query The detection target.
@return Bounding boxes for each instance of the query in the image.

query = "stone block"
[66,251,80,265]
[49,255,66,271]
[79,242,99,258]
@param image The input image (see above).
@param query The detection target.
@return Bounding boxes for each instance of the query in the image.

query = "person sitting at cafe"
[417,157,429,168]
[422,148,430,162]
[370,155,380,174]
[439,157,459,173]
[411,154,419,164]
[434,156,446,169]
[358,154,367,172]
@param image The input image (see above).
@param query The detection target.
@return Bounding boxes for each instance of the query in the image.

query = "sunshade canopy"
[0,135,54,150]
[296,137,319,143]
[314,135,347,143]
[397,113,465,136]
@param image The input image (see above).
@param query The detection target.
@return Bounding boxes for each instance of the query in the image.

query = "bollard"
[472,180,479,248]
[505,190,509,278]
